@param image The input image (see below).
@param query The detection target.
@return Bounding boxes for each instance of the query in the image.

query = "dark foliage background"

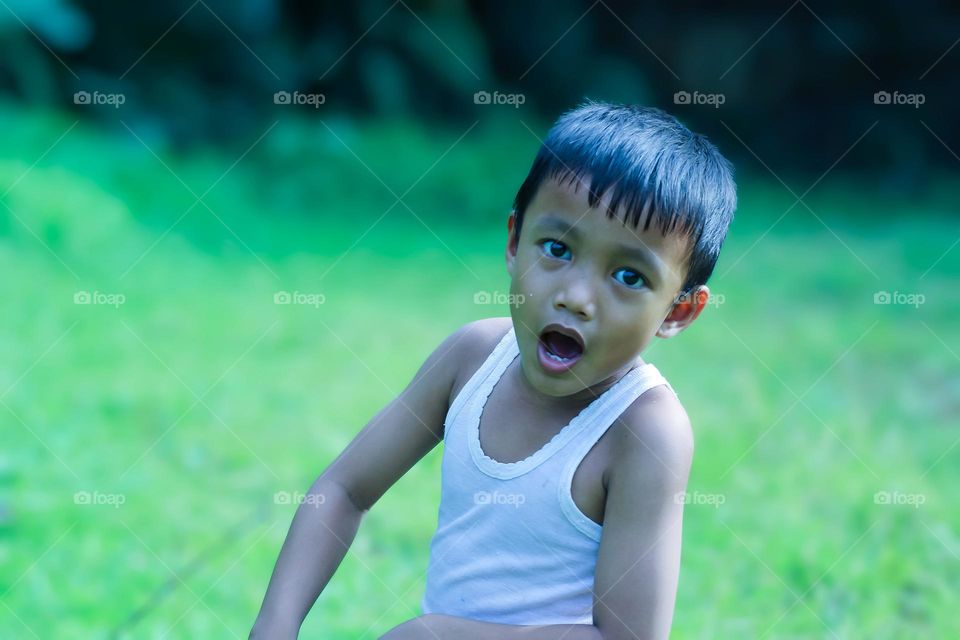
[2,0,958,184]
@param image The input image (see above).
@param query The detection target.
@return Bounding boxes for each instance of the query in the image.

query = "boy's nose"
[553,278,595,320]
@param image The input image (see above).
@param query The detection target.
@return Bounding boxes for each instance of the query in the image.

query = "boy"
[250,101,737,640]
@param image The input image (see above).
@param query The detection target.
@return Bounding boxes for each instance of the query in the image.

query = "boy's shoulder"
[447,316,513,405]
[456,315,514,344]
[606,382,694,485]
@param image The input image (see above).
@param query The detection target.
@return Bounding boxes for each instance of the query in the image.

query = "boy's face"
[505,174,708,402]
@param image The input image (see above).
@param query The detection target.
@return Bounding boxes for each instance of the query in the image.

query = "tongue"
[544,331,582,359]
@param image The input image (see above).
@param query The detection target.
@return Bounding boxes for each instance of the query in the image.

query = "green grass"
[1,104,958,639]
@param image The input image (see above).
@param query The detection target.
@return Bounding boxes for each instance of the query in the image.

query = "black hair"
[511,100,737,295]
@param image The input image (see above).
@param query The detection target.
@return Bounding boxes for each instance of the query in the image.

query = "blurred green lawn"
[1,104,957,639]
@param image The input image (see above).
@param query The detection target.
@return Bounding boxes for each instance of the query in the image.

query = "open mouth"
[537,326,585,373]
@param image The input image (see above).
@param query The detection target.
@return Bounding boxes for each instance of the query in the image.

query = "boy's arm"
[250,322,475,639]
[590,387,694,640]
[383,387,694,640]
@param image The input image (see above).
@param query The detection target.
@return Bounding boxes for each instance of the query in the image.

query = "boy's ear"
[656,285,710,338]
[505,210,518,277]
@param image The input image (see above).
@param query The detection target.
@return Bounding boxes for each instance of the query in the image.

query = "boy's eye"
[538,239,571,260]
[613,267,647,290]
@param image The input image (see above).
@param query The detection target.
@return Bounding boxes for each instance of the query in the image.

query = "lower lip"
[537,339,583,375]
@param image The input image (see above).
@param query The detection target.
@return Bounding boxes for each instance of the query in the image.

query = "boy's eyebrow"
[535,214,668,283]
[536,214,583,238]
[614,242,667,284]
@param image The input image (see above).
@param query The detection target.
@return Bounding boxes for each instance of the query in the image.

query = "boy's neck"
[513,355,644,409]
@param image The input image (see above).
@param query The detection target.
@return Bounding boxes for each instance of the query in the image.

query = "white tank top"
[420,325,676,624]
